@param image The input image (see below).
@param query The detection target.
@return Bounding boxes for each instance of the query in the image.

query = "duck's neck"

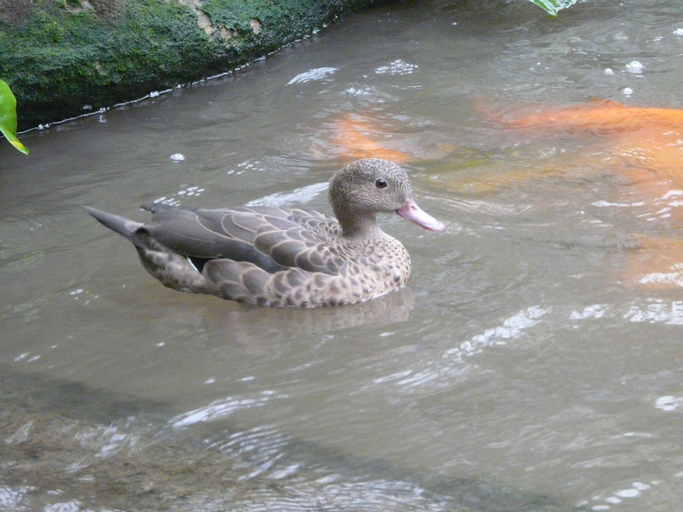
[336,209,383,240]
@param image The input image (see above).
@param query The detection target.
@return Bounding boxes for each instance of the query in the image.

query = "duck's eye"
[375,178,388,189]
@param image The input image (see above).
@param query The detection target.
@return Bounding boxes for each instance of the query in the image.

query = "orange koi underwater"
[482,98,683,135]
[481,98,683,288]
[331,100,683,288]
[332,113,412,163]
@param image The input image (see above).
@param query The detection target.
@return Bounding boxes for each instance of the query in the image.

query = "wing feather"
[143,204,341,275]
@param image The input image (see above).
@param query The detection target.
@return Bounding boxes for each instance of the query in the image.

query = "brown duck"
[85,159,444,308]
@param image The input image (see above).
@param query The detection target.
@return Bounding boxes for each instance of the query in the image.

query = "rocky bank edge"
[0,0,394,130]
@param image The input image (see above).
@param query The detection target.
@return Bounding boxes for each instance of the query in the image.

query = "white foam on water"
[625,60,644,73]
[655,395,683,411]
[375,59,419,76]
[247,182,329,207]
[287,67,337,85]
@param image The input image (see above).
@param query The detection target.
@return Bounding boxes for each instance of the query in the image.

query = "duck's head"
[329,159,445,236]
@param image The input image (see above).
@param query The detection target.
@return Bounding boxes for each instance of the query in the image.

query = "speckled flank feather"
[85,159,438,308]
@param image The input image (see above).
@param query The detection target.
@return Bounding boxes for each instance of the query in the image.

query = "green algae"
[0,0,384,130]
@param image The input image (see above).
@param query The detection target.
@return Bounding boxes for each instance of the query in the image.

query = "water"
[3,0,683,510]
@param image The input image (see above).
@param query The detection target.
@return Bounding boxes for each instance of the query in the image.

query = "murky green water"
[3,0,683,510]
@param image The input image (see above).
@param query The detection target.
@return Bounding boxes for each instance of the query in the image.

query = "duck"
[85,159,444,308]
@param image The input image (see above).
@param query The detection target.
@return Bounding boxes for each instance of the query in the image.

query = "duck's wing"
[249,207,346,276]
[143,204,343,275]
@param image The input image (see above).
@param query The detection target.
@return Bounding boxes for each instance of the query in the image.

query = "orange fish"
[481,98,683,288]
[482,98,683,134]
[329,101,683,289]
[331,113,412,163]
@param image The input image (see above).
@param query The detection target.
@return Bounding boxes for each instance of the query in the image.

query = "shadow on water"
[196,285,417,348]
[1,362,582,511]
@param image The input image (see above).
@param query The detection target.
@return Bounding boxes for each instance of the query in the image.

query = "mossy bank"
[0,0,393,130]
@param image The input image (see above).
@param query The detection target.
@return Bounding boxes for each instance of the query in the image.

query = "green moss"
[1,0,219,128]
[202,0,334,49]
[0,0,385,129]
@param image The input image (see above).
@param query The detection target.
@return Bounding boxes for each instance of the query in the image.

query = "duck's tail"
[84,206,144,243]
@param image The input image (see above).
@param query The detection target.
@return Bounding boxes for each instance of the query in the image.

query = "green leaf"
[528,0,579,16]
[0,80,29,155]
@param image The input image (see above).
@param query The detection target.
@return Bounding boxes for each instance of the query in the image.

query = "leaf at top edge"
[528,0,579,16]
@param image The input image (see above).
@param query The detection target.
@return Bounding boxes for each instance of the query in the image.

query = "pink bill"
[396,200,445,232]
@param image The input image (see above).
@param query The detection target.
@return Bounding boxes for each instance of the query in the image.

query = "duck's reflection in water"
[193,286,415,352]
